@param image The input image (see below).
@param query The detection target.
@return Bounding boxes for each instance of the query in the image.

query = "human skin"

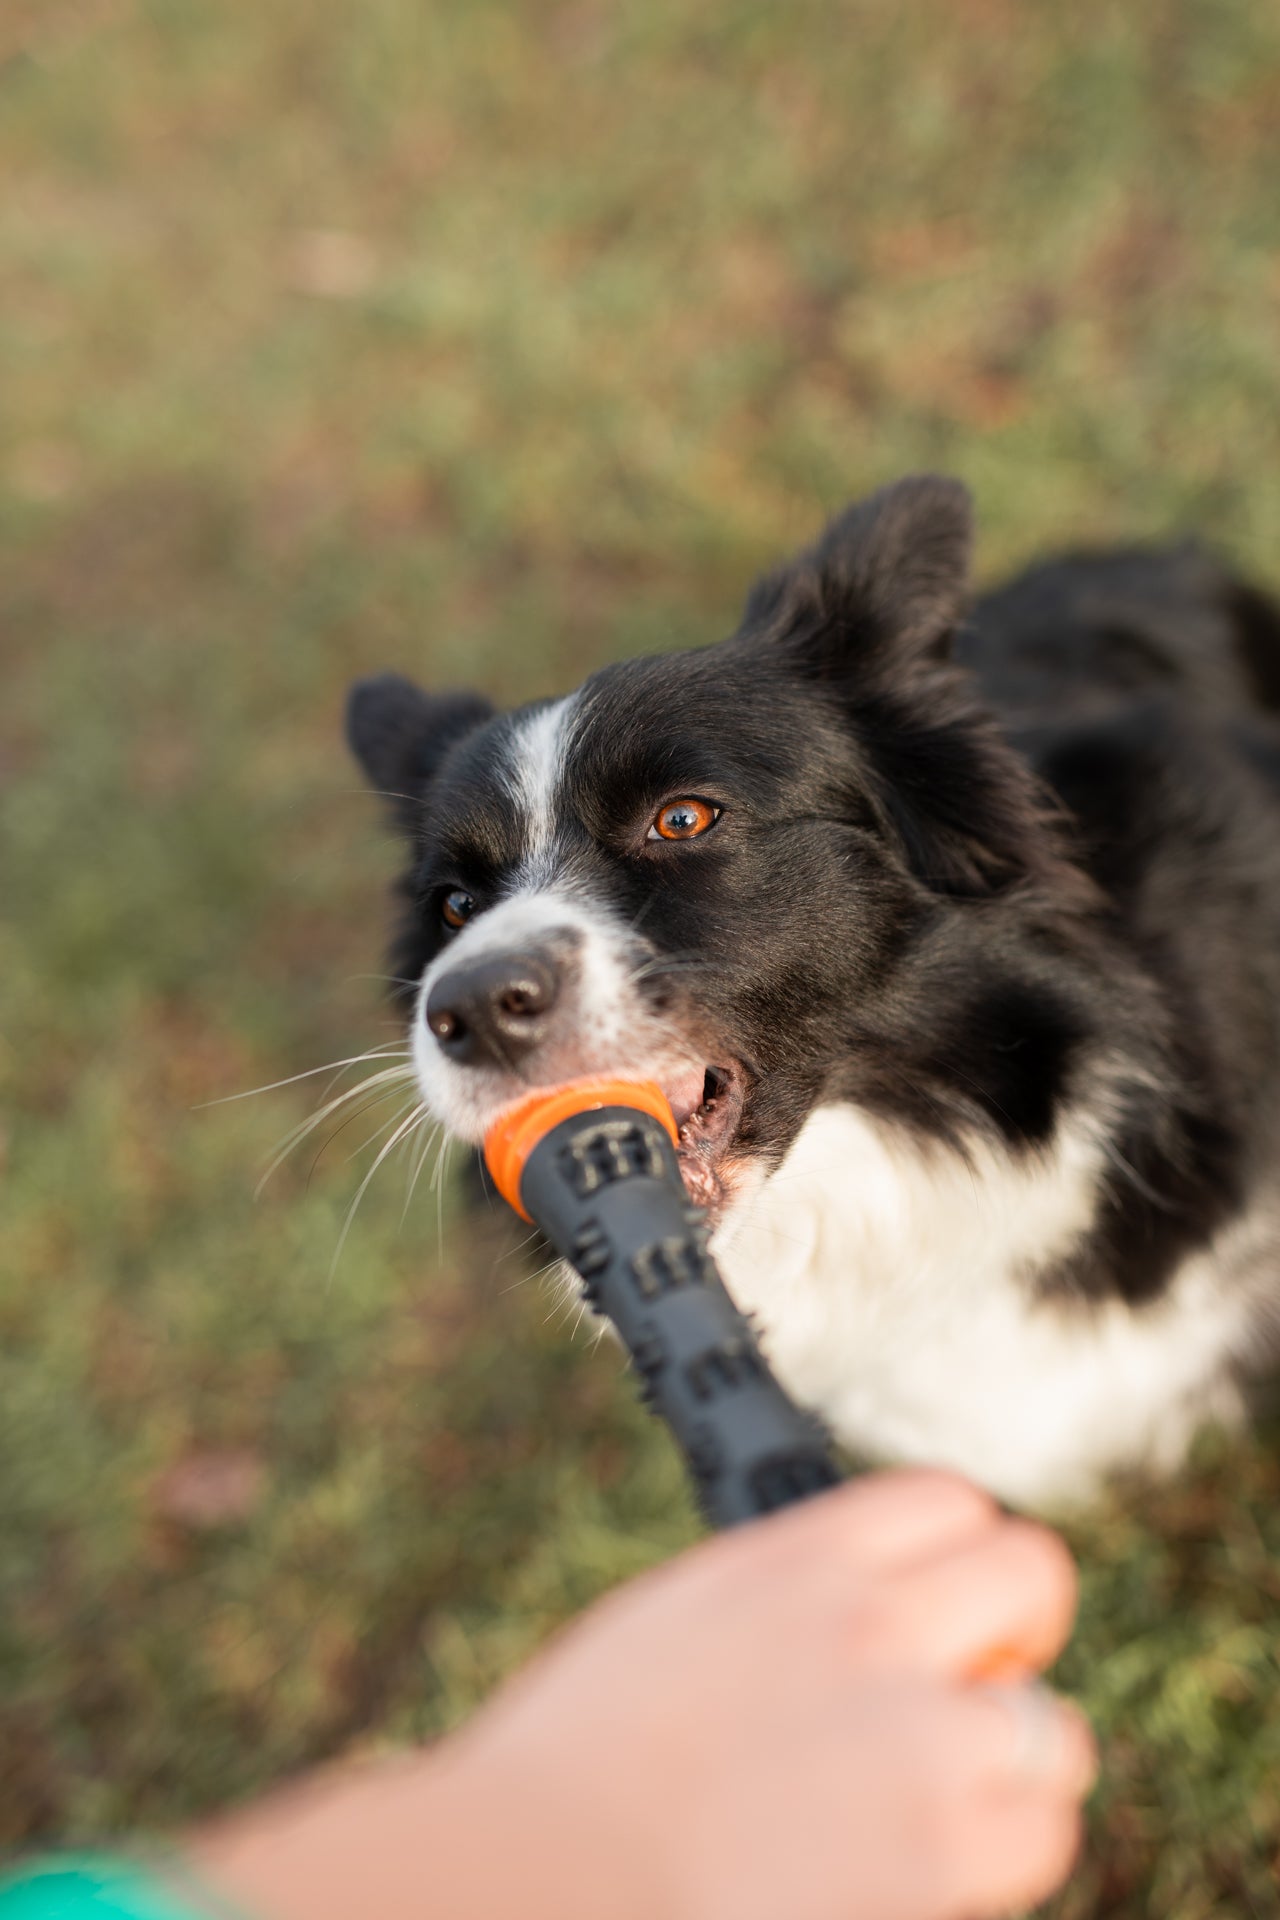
[190,1471,1094,1920]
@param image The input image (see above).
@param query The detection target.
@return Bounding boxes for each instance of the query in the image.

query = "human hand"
[194,1471,1092,1920]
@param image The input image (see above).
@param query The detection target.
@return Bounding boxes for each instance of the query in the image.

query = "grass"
[3,0,1280,1909]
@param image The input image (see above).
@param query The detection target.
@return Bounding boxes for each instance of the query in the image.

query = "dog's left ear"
[815,473,973,662]
[346,672,494,833]
[745,474,973,671]
[746,476,1083,902]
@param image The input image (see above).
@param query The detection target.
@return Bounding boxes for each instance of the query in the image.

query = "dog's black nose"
[425,952,561,1067]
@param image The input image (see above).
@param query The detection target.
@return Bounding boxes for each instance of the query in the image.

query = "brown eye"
[648,797,721,842]
[441,888,474,929]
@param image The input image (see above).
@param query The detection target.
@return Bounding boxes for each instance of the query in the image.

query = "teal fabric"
[0,1857,219,1920]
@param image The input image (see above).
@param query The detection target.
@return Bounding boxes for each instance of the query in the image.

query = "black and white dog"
[347,476,1280,1508]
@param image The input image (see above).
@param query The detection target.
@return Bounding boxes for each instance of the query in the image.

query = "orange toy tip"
[484,1077,678,1220]
[967,1642,1036,1684]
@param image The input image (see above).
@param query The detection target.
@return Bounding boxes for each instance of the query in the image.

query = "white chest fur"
[710,1105,1252,1509]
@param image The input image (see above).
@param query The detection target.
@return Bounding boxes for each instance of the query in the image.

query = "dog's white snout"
[412,893,655,1142]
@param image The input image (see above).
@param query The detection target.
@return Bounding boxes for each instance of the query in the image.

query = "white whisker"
[254,1065,416,1198]
[433,1136,457,1266]
[196,1047,411,1109]
[343,786,425,807]
[328,1101,430,1282]
[401,1119,444,1225]
[344,974,425,992]
[344,1092,422,1165]
[303,1085,421,1189]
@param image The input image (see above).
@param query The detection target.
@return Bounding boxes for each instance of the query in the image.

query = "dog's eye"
[648,797,722,842]
[441,888,475,930]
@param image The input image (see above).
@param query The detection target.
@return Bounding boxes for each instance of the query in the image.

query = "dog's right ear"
[743,474,974,675]
[345,673,493,833]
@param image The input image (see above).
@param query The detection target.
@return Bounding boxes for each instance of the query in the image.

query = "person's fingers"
[819,1469,1002,1572]
[719,1469,1000,1582]
[964,1685,1097,1797]
[905,1688,1092,1920]
[838,1686,1091,1920]
[849,1517,1078,1679]
[952,1796,1087,1919]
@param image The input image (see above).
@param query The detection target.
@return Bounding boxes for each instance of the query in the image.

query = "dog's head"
[348,476,1085,1214]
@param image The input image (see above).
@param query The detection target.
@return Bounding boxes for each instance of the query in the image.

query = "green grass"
[4,0,1280,1908]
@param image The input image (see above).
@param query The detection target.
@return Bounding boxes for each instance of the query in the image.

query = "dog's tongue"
[665,1065,708,1134]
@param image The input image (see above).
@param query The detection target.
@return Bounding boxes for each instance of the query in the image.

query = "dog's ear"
[744,474,973,672]
[346,673,493,832]
[814,473,972,660]
[746,477,1083,902]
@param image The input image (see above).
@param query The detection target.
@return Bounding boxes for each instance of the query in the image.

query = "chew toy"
[485,1076,843,1528]
[486,1075,1047,1682]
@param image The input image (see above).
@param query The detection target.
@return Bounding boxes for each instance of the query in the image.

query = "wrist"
[188,1733,644,1920]
[188,1751,442,1920]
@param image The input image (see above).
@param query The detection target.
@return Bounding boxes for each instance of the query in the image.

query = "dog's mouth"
[664,1061,746,1210]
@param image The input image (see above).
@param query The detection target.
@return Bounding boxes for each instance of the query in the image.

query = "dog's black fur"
[349,476,1280,1398]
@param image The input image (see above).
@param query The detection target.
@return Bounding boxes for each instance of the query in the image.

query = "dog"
[346,474,1280,1508]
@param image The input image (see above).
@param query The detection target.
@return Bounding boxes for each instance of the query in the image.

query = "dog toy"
[485,1075,844,1528]
[486,1075,1050,1681]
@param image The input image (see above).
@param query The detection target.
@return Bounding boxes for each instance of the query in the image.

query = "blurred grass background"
[3,1,1280,1911]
